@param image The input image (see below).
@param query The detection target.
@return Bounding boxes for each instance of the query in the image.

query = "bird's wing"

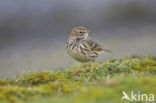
[82,38,112,53]
[81,38,103,52]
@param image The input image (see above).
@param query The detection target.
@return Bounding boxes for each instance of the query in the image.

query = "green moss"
[31,76,156,103]
[0,86,45,103]
[0,80,8,86]
[17,72,54,86]
[42,80,80,95]
[0,56,156,103]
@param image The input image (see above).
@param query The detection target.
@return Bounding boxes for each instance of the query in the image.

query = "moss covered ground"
[0,56,156,103]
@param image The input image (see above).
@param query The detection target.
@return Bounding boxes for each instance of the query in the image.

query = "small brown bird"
[65,27,111,76]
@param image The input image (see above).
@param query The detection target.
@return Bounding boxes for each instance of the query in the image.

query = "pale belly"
[68,49,92,62]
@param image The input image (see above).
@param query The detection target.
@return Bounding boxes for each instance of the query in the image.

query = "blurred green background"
[0,0,156,78]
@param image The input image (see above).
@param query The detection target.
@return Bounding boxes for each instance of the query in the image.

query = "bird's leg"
[72,64,81,76]
[89,60,95,77]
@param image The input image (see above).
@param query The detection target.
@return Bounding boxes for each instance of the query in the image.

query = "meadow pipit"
[65,27,111,76]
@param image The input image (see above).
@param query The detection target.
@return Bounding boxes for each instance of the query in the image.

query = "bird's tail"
[102,49,112,53]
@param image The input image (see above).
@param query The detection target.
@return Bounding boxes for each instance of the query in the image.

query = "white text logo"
[121,91,154,102]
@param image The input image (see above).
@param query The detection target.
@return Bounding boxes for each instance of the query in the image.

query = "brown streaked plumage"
[65,27,111,76]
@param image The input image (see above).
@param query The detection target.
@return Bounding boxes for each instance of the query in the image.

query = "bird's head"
[69,27,91,40]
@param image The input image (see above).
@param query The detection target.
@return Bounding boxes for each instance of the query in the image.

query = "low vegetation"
[0,56,156,103]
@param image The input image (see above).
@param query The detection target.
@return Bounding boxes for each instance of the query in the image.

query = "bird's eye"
[80,31,83,34]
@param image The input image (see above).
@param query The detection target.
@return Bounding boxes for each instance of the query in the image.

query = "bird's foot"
[72,71,79,76]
